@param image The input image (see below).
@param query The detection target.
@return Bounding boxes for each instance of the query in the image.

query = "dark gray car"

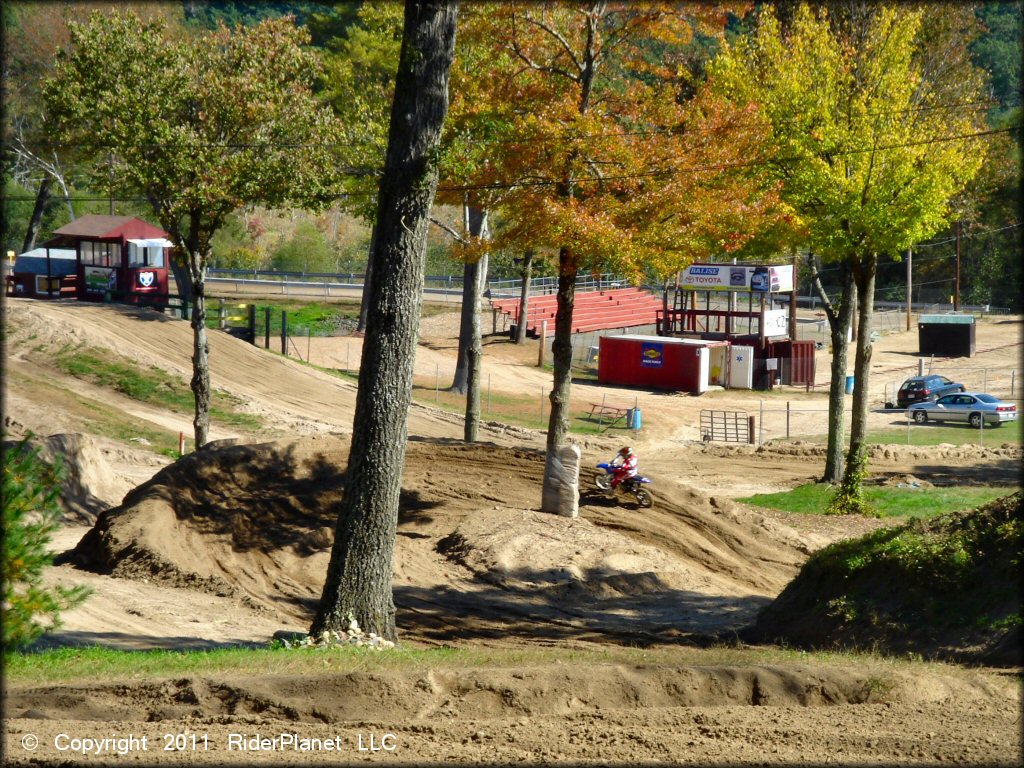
[895,374,964,408]
[906,392,1018,428]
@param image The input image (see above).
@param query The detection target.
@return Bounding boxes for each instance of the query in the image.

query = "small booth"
[44,215,172,305]
[919,314,976,358]
[597,334,731,393]
[655,261,816,390]
[6,247,77,298]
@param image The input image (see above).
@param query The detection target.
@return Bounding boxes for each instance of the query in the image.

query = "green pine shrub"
[3,438,90,649]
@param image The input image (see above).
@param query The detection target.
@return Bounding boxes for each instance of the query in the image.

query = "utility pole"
[954,221,961,311]
[905,246,912,331]
[789,251,799,341]
[108,152,115,215]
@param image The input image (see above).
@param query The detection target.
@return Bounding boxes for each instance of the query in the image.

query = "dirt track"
[2,298,1021,765]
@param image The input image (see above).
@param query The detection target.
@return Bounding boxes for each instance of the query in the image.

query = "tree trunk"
[357,221,377,333]
[808,252,854,484]
[463,208,487,441]
[189,274,211,448]
[514,249,533,344]
[464,280,482,441]
[849,279,859,342]
[22,176,52,254]
[311,0,458,644]
[843,252,877,490]
[450,205,488,394]
[170,258,194,304]
[450,257,477,394]
[541,249,577,512]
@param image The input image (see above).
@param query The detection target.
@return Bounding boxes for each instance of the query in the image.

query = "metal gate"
[700,410,752,443]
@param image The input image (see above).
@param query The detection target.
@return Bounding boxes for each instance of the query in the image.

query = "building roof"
[17,247,77,261]
[52,215,169,241]
[14,249,78,277]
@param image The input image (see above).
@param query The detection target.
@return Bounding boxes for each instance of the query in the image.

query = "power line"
[9,98,1016,154]
[437,125,1020,194]
[4,125,1019,203]
[912,222,1022,248]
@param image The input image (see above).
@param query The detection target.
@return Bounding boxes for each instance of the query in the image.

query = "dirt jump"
[2,297,1021,765]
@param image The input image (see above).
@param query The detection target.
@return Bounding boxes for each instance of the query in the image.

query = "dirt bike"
[594,463,654,508]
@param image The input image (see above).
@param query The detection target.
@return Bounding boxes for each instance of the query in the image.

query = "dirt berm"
[747,492,1023,666]
[60,433,814,645]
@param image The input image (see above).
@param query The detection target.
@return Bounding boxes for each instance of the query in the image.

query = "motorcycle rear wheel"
[633,487,653,508]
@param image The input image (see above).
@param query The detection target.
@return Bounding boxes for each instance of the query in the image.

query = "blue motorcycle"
[594,463,653,508]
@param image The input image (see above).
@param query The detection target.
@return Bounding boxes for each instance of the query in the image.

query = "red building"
[597,334,732,393]
[44,215,172,304]
[6,247,77,299]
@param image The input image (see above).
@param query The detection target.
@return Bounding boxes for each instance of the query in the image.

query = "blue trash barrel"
[845,375,855,394]
[627,407,642,430]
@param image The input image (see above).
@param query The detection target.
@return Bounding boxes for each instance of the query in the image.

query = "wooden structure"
[597,334,730,394]
[43,215,172,305]
[919,314,976,358]
[6,247,77,299]
[656,261,815,390]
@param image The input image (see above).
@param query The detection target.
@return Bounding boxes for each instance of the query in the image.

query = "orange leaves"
[444,2,791,280]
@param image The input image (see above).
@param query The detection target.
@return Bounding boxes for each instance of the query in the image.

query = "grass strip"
[53,346,262,433]
[4,641,947,687]
[788,421,1022,447]
[740,484,1013,519]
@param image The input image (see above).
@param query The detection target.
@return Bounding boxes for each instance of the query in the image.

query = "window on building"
[80,241,121,267]
[128,243,165,268]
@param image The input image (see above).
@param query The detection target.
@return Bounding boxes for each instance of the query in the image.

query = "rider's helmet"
[619,446,633,456]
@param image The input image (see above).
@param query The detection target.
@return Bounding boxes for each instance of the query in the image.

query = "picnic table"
[587,402,630,429]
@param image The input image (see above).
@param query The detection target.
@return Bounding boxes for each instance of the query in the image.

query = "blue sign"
[641,342,664,368]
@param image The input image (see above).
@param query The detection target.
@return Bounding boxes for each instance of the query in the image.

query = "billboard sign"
[680,263,794,293]
[85,266,115,294]
[640,342,664,368]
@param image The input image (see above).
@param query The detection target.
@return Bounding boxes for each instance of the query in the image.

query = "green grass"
[788,420,1023,448]
[232,300,359,336]
[210,298,455,336]
[5,368,183,458]
[3,640,944,687]
[741,484,1014,519]
[772,494,1023,645]
[53,346,263,433]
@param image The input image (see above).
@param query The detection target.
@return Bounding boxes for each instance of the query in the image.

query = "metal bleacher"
[490,287,662,337]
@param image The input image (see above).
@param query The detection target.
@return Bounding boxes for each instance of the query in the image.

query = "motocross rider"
[609,446,638,491]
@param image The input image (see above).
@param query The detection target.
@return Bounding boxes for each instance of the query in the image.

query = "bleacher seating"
[490,287,662,337]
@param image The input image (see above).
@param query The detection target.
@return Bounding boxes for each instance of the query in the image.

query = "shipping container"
[919,314,975,358]
[597,334,730,393]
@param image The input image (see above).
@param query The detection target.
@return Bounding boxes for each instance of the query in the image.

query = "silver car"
[906,392,1018,428]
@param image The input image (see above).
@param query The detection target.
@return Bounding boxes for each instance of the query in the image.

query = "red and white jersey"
[615,453,638,478]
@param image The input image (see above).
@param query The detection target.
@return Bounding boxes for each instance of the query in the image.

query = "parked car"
[895,374,964,409]
[906,392,1018,428]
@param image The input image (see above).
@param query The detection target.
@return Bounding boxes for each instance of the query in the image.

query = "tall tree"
[44,12,343,447]
[311,0,459,643]
[3,3,187,243]
[712,4,987,495]
[459,2,789,510]
[317,2,404,333]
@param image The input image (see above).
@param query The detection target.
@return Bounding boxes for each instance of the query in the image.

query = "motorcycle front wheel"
[594,472,613,491]
[633,487,653,508]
